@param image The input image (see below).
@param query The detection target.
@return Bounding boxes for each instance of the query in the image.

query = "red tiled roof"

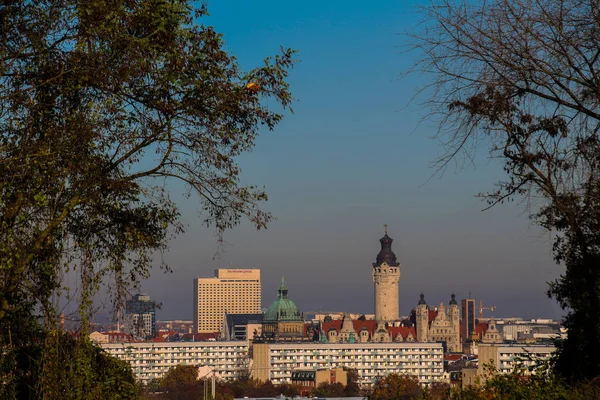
[388,326,417,340]
[353,320,378,332]
[444,354,463,362]
[321,320,342,332]
[475,322,489,337]
[428,310,438,322]
[318,320,416,340]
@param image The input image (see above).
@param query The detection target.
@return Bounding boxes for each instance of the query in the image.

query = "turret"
[415,293,429,342]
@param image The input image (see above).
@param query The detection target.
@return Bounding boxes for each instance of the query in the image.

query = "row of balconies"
[270,354,441,360]
[270,363,442,371]
[110,348,247,355]
[271,352,442,359]
[273,348,441,354]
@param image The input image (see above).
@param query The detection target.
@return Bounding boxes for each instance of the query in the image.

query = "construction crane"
[478,300,496,318]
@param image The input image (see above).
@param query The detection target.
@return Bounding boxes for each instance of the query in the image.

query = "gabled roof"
[317,320,417,341]
[388,326,417,340]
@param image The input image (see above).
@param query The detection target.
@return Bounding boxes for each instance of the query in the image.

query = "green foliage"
[1,330,138,400]
[457,369,600,400]
[343,368,362,397]
[424,382,450,400]
[159,365,200,398]
[311,381,345,397]
[368,373,424,400]
[0,0,294,396]
[363,371,600,400]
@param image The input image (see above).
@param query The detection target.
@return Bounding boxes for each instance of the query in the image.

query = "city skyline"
[135,0,562,322]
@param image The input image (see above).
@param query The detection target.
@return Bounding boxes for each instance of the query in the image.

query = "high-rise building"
[126,293,157,339]
[194,269,261,333]
[461,297,476,341]
[372,228,401,322]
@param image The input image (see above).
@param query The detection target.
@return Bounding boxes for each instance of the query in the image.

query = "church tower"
[448,293,460,330]
[448,293,462,352]
[415,293,429,342]
[372,227,401,322]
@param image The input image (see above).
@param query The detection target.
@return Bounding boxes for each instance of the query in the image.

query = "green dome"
[264,278,302,322]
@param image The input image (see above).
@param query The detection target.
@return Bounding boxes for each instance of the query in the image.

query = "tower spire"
[384,223,388,235]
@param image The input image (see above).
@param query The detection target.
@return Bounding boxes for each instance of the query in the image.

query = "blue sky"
[135,0,563,321]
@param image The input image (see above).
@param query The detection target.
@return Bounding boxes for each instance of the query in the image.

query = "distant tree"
[425,382,450,400]
[159,365,200,399]
[344,368,361,397]
[368,373,423,400]
[311,382,345,398]
[410,0,600,381]
[253,380,279,397]
[278,382,301,397]
[146,378,162,393]
[160,365,198,391]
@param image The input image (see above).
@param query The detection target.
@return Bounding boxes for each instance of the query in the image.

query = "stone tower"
[415,293,429,342]
[448,294,460,331]
[372,228,401,322]
[448,293,462,352]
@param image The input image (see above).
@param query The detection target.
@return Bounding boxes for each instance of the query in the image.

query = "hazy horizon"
[89,0,565,325]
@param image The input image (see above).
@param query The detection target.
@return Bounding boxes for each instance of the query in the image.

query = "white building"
[478,343,556,377]
[100,340,445,388]
[100,341,249,384]
[252,342,445,387]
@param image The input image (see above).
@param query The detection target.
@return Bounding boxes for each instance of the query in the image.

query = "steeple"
[449,293,458,305]
[373,227,400,267]
[418,293,427,305]
[278,277,288,298]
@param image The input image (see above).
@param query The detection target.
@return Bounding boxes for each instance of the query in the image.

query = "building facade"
[415,294,462,353]
[101,341,249,384]
[126,294,157,339]
[320,315,417,344]
[461,298,476,342]
[194,269,261,333]
[291,368,348,396]
[372,230,401,323]
[252,342,444,387]
[221,313,263,341]
[477,343,556,378]
[259,278,307,342]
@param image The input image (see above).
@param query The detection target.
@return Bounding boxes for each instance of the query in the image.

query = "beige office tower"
[194,269,261,333]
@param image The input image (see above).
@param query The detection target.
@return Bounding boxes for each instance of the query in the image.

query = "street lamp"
[198,364,216,400]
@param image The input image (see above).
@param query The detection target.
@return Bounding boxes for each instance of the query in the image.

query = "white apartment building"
[100,341,249,384]
[478,343,556,377]
[194,269,261,333]
[252,342,445,387]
